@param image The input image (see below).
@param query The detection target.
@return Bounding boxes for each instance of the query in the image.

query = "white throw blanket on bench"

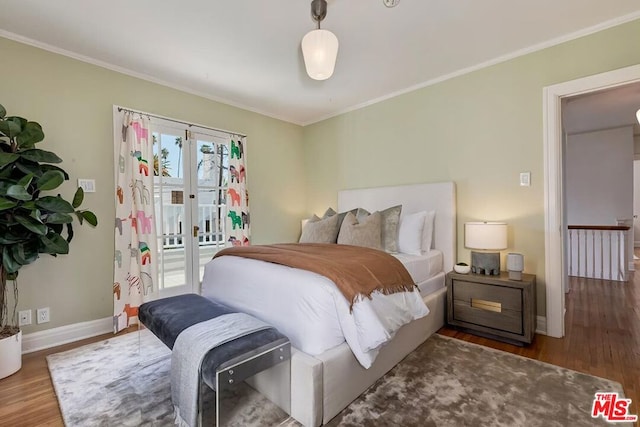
[171,313,271,427]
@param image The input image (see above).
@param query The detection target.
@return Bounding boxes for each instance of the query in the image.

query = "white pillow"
[421,210,436,253]
[398,211,427,255]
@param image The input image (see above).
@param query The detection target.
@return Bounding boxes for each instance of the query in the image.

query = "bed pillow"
[322,207,358,242]
[397,211,428,255]
[355,205,402,253]
[322,207,337,218]
[421,210,436,253]
[299,214,339,243]
[337,212,382,250]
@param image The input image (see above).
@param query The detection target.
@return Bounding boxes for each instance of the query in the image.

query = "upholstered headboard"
[337,181,457,272]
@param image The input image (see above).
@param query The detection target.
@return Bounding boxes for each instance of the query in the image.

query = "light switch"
[78,179,96,193]
[520,172,531,187]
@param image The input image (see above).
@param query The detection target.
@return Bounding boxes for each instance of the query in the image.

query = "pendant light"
[301,0,339,81]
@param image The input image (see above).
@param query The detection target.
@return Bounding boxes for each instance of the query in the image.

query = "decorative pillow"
[337,212,382,250]
[355,207,370,222]
[398,211,427,255]
[322,207,358,242]
[355,205,402,253]
[299,214,339,243]
[421,210,436,253]
[322,207,337,219]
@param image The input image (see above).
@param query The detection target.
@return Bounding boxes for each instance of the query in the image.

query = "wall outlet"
[18,310,32,326]
[37,307,50,324]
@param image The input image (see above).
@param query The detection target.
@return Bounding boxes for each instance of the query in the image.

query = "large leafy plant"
[0,103,97,338]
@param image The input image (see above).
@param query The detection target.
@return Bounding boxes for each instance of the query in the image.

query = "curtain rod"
[117,107,247,138]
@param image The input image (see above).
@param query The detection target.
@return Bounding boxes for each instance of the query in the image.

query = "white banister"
[161,204,227,249]
[567,225,629,282]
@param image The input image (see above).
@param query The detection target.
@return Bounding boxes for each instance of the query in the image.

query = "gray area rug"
[47,331,624,426]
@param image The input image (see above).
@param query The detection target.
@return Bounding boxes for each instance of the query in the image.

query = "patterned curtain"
[226,135,250,246]
[113,112,158,333]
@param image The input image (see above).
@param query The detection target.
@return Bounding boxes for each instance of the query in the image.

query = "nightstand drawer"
[446,271,536,345]
[452,280,523,312]
[452,300,523,334]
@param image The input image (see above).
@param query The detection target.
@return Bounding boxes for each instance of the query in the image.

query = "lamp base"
[471,251,500,275]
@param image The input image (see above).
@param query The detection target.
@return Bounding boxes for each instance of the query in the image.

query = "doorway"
[543,64,640,338]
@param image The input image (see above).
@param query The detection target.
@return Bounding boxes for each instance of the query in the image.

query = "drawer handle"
[471,298,502,313]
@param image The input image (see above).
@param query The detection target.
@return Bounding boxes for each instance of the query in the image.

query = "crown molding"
[301,11,640,126]
[0,29,301,126]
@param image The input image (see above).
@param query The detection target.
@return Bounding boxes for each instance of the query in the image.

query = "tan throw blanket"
[214,243,416,309]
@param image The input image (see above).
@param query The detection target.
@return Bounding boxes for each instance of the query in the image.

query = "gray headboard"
[337,181,457,271]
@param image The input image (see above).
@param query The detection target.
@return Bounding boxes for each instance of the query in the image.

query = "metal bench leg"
[198,370,204,427]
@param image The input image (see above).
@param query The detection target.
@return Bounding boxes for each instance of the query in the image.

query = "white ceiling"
[563,82,640,135]
[1,1,640,125]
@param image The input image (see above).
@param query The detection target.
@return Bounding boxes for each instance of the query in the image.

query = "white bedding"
[392,249,443,284]
[200,254,429,368]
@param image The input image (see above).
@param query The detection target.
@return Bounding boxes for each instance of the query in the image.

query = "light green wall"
[302,19,640,317]
[0,36,305,333]
[4,17,640,333]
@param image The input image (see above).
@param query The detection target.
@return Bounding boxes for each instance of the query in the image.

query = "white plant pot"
[0,330,22,379]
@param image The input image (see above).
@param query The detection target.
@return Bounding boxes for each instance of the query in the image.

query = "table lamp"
[465,222,507,275]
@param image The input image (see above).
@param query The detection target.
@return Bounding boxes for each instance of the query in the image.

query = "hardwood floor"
[0,329,136,427]
[0,269,638,426]
[440,267,640,421]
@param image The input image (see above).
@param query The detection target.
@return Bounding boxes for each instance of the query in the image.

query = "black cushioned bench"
[138,294,291,425]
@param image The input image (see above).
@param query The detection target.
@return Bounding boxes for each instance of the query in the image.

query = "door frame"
[543,63,640,338]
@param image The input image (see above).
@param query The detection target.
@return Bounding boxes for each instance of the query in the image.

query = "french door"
[152,122,229,297]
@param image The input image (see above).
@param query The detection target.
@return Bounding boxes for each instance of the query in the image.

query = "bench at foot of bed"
[138,293,291,426]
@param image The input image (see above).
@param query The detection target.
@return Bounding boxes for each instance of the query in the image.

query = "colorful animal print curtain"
[226,135,250,246]
[113,112,158,333]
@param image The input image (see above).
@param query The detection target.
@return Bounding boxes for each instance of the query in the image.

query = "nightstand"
[446,271,536,345]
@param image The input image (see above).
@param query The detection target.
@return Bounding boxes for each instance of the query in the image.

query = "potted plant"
[0,103,97,379]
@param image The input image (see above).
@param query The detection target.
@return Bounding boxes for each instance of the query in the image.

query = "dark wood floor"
[440,266,640,421]
[0,267,638,426]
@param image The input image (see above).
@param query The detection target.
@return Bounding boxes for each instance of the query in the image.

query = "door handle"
[193,226,199,237]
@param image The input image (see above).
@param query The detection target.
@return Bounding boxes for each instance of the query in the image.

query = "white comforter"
[200,255,429,368]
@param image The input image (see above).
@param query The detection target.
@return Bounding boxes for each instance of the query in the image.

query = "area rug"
[47,331,625,426]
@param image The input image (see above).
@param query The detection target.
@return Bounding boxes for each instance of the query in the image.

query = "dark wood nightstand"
[446,271,536,345]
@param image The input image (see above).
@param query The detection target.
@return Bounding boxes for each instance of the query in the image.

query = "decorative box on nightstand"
[446,271,536,345]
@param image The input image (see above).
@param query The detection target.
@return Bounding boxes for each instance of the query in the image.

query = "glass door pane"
[152,126,190,296]
[192,136,229,284]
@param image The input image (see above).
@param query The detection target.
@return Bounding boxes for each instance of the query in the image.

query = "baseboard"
[22,314,549,352]
[22,316,113,354]
[535,316,547,335]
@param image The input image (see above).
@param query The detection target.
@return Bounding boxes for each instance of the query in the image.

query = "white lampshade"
[465,222,507,250]
[301,29,339,81]
[636,108,640,124]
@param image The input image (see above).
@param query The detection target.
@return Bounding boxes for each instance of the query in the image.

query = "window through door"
[152,123,229,297]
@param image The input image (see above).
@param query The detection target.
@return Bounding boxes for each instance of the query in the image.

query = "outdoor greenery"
[0,103,97,338]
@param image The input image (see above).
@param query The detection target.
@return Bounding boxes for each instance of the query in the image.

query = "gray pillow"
[337,212,382,250]
[299,214,339,243]
[354,205,402,253]
[322,207,337,218]
[322,207,358,242]
[355,207,370,222]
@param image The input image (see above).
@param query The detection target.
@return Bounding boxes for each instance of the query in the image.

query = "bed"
[201,181,456,426]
